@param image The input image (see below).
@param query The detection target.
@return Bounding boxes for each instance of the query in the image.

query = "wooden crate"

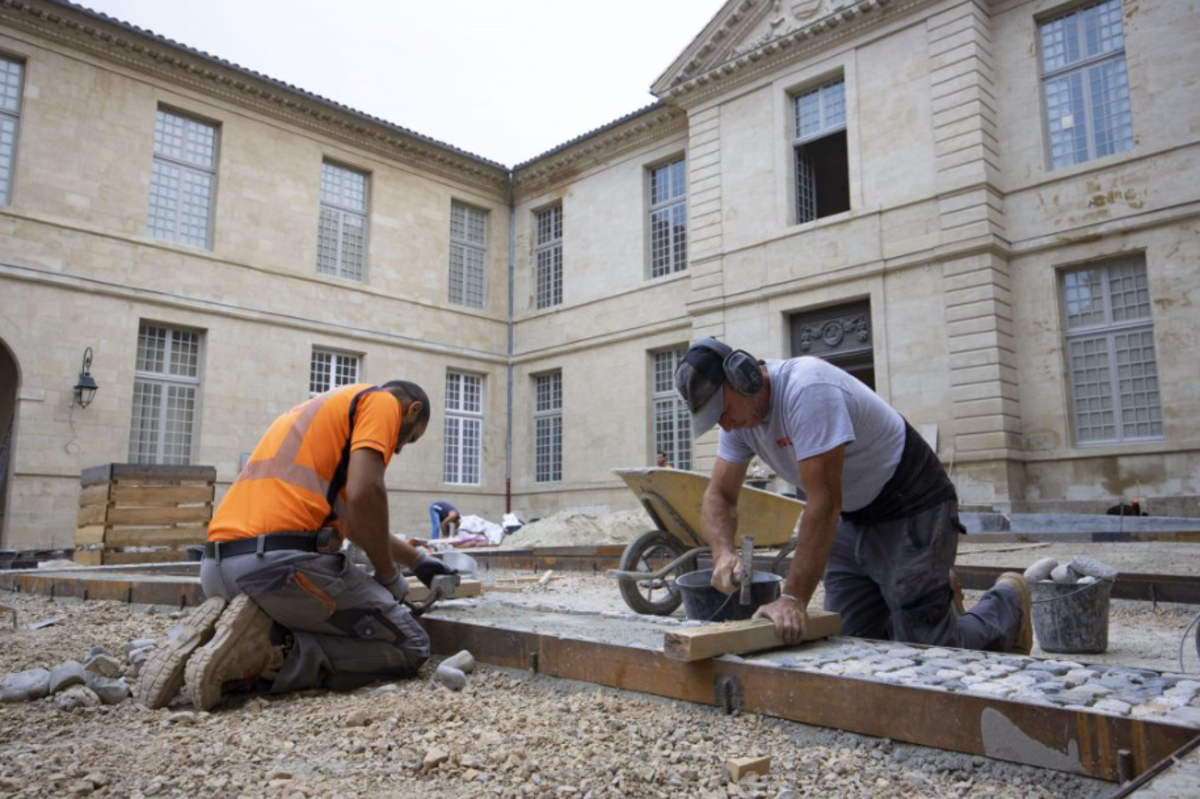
[74,464,216,565]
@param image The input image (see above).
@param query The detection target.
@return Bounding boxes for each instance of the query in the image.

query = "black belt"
[204,533,321,561]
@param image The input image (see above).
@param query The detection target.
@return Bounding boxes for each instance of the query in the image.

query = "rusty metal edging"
[420,616,1197,784]
[1106,732,1200,798]
[0,570,202,608]
[952,565,1200,605]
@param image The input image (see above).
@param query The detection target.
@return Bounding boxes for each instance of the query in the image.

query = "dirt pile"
[499,508,654,549]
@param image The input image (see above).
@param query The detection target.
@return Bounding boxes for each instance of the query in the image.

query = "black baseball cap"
[674,337,732,439]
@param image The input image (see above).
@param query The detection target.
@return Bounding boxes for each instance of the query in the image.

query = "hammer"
[736,535,755,607]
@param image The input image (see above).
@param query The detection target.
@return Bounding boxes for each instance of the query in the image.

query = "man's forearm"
[346,484,397,581]
[700,490,738,556]
[784,505,839,606]
[388,534,424,569]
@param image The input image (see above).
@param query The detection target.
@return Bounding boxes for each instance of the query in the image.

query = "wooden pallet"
[74,463,216,565]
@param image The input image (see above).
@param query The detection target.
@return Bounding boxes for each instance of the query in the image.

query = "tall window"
[535,204,563,309]
[317,161,368,281]
[649,159,687,278]
[444,371,483,485]
[534,372,562,483]
[309,349,360,396]
[1040,0,1133,170]
[653,348,692,470]
[449,201,487,308]
[128,324,202,465]
[0,57,24,205]
[1062,256,1162,445]
[794,78,850,224]
[147,108,218,248]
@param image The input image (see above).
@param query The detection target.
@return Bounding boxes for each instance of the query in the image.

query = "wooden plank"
[78,483,112,507]
[100,550,195,565]
[104,527,207,548]
[75,525,108,546]
[108,464,216,483]
[72,550,103,567]
[106,505,212,526]
[664,611,842,661]
[77,503,109,527]
[110,484,214,506]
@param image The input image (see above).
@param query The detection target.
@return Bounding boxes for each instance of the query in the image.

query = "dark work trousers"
[200,550,430,692]
[823,499,1021,649]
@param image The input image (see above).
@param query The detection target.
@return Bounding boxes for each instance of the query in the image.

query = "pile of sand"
[498,507,655,550]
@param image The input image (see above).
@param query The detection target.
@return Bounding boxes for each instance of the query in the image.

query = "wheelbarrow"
[607,467,806,615]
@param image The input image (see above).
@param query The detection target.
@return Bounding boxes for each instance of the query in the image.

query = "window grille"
[653,348,692,470]
[0,57,24,205]
[444,371,483,485]
[309,349,360,396]
[1062,256,1162,444]
[534,372,563,483]
[317,161,368,281]
[147,109,218,248]
[1040,0,1133,169]
[535,205,563,309]
[649,159,687,278]
[128,323,202,465]
[449,201,487,308]
[793,79,849,224]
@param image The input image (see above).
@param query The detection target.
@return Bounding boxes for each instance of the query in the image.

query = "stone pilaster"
[686,107,725,308]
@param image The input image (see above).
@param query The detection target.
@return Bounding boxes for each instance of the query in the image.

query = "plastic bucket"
[1029,578,1113,654]
[676,568,781,622]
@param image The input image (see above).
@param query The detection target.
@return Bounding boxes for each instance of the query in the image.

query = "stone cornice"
[658,0,940,108]
[0,0,511,195]
[513,104,687,198]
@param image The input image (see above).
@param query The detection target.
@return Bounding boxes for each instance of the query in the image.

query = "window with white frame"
[649,159,687,278]
[1040,0,1133,170]
[535,204,563,309]
[444,371,483,485]
[317,161,368,281]
[309,349,360,396]
[534,372,562,483]
[0,56,24,205]
[793,78,850,224]
[653,348,692,471]
[1062,256,1162,445]
[449,201,487,308]
[147,108,218,248]
[128,323,203,465]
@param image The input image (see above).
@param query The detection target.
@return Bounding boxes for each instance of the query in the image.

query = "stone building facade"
[0,0,1197,551]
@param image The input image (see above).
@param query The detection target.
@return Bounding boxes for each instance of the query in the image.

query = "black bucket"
[676,568,782,622]
[1030,579,1113,654]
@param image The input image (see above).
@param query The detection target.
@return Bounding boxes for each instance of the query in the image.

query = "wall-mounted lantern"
[73,347,99,409]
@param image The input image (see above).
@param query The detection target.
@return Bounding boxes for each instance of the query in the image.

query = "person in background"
[655,451,674,469]
[429,500,461,539]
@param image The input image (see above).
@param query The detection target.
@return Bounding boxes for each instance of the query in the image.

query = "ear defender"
[723,350,763,395]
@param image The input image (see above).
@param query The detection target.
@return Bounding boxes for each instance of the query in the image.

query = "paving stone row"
[756,641,1200,728]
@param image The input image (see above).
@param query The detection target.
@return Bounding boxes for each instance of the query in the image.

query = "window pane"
[127,380,162,464]
[1045,72,1089,170]
[169,329,200,378]
[316,207,341,276]
[1084,0,1124,58]
[652,349,692,470]
[155,110,216,168]
[822,81,846,129]
[795,87,822,138]
[321,162,367,212]
[1114,329,1161,439]
[310,350,332,394]
[1108,260,1151,322]
[1088,58,1133,159]
[0,58,22,114]
[163,384,196,464]
[136,325,167,373]
[1040,12,1080,72]
[0,115,16,203]
[340,213,366,280]
[131,323,202,464]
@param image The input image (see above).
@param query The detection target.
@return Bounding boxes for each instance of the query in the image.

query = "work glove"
[412,553,457,588]
[375,571,410,602]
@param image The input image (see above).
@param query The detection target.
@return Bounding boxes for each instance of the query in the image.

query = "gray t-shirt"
[717,357,906,512]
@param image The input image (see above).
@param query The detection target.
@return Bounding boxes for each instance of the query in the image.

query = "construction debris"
[726,755,771,781]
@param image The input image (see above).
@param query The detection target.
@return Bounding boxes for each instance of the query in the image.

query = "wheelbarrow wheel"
[618,530,693,616]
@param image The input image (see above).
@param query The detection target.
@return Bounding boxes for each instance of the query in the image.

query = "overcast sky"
[80,0,728,166]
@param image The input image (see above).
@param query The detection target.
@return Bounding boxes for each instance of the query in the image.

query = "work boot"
[994,572,1033,655]
[184,594,284,711]
[136,596,227,709]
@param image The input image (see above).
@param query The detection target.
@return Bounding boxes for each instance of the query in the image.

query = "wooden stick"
[663,610,841,661]
[537,569,556,585]
[406,579,482,602]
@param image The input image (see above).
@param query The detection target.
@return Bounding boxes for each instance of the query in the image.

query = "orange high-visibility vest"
[208,384,402,542]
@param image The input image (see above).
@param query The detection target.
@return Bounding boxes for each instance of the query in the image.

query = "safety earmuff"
[723,349,764,395]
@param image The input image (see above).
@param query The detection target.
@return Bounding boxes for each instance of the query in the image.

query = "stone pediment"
[652,0,893,100]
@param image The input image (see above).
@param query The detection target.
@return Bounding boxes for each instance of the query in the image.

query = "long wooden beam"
[664,612,842,661]
[420,615,1197,783]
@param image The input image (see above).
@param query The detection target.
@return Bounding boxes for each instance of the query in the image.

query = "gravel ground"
[0,582,1116,799]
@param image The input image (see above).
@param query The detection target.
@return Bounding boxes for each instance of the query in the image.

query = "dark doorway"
[788,300,875,390]
[0,338,18,548]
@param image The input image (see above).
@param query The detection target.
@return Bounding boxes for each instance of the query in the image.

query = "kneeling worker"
[674,338,1031,653]
[138,380,455,710]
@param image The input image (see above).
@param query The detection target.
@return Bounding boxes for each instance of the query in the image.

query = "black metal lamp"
[74,347,98,408]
